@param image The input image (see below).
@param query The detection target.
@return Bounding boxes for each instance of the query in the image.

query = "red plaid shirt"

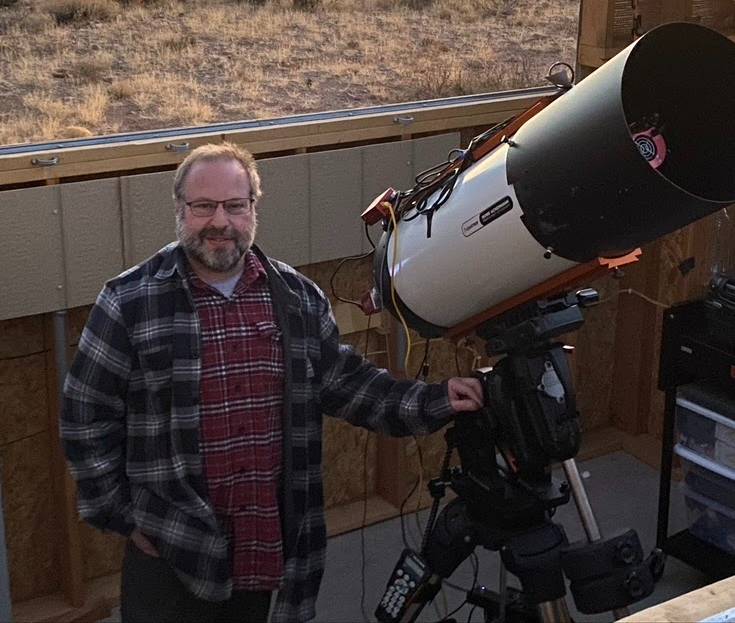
[190,252,285,591]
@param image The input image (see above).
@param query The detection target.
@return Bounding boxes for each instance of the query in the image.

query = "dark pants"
[121,541,272,623]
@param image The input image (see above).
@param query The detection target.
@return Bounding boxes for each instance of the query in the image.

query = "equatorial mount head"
[477,288,599,356]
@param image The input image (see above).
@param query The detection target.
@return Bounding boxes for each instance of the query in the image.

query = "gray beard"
[176,219,254,273]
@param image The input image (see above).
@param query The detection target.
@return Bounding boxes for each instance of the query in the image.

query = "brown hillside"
[0,0,579,146]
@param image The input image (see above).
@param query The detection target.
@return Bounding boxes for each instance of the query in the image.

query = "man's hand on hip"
[447,377,484,412]
[131,528,160,557]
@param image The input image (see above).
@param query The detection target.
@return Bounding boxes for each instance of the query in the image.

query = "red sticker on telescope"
[633,128,667,169]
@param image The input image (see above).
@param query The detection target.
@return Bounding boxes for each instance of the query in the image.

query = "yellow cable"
[383,202,414,374]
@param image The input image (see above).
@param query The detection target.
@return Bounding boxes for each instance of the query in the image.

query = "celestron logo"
[462,196,513,237]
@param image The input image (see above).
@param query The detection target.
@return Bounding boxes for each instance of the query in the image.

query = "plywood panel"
[0,316,44,359]
[0,432,60,602]
[361,141,414,253]
[256,155,310,266]
[571,274,620,431]
[411,133,460,180]
[79,521,126,580]
[68,305,93,347]
[323,420,377,509]
[309,148,363,263]
[120,170,176,267]
[0,186,65,321]
[323,327,387,508]
[297,256,374,309]
[609,243,663,435]
[0,353,48,446]
[61,179,124,308]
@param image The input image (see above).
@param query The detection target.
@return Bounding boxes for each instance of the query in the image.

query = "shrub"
[70,53,114,82]
[19,12,56,33]
[293,0,319,9]
[109,79,135,100]
[44,0,119,25]
[399,0,433,9]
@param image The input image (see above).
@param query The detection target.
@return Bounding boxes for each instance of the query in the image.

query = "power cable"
[384,202,414,372]
[359,314,373,623]
[329,245,375,309]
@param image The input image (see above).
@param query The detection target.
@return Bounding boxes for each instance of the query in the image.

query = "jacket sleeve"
[316,293,454,436]
[60,285,135,536]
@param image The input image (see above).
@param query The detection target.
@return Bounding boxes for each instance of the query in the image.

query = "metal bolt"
[57,284,63,290]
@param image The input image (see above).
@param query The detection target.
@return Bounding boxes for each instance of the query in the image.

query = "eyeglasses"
[184,197,255,217]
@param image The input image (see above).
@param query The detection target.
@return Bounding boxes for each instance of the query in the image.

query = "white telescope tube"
[386,143,577,329]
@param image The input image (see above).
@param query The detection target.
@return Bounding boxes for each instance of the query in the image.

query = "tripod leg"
[537,599,572,623]
[561,458,630,620]
[562,458,601,541]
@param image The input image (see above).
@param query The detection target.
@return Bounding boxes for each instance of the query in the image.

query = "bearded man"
[61,142,484,623]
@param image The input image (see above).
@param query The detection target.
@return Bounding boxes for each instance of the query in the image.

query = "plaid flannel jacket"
[61,242,455,622]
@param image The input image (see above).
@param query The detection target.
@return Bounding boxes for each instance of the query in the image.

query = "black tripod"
[375,290,665,623]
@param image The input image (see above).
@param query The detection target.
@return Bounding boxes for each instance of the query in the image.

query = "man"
[61,142,484,623]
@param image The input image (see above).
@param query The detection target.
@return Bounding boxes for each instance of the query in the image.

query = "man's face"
[176,158,257,274]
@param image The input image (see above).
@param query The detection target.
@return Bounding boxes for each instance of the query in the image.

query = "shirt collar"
[187,250,267,295]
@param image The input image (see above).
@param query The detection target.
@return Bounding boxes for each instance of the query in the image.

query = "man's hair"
[172,142,262,204]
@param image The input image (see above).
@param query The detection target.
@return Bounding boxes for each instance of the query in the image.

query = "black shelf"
[657,299,735,579]
[664,530,735,580]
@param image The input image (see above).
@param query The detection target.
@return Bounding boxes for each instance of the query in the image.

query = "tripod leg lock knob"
[560,531,665,614]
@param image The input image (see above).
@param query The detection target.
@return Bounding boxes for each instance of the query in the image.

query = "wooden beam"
[375,314,419,510]
[578,0,616,51]
[620,574,735,622]
[43,313,85,609]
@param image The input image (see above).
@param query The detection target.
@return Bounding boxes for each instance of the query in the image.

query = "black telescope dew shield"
[510,22,735,262]
[373,23,735,335]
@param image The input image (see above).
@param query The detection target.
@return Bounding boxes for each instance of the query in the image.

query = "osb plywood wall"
[647,211,735,438]
[1,317,62,602]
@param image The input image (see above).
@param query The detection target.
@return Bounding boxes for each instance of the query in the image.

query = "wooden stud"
[375,314,418,510]
[43,313,85,608]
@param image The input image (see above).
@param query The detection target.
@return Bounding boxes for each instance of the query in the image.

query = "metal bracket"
[31,156,59,167]
[165,142,191,153]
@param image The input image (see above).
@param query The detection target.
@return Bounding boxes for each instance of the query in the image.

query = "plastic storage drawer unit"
[675,444,735,555]
[676,383,735,469]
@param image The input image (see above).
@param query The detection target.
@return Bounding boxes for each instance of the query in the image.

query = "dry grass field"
[0,0,579,146]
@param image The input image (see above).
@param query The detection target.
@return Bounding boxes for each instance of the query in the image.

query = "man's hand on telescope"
[447,377,484,412]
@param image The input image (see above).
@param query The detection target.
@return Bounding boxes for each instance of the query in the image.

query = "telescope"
[362,21,735,339]
[362,22,735,623]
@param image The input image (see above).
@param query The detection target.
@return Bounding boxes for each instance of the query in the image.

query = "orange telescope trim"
[446,250,642,340]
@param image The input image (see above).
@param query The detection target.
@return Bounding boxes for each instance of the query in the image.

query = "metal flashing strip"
[0,86,557,157]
